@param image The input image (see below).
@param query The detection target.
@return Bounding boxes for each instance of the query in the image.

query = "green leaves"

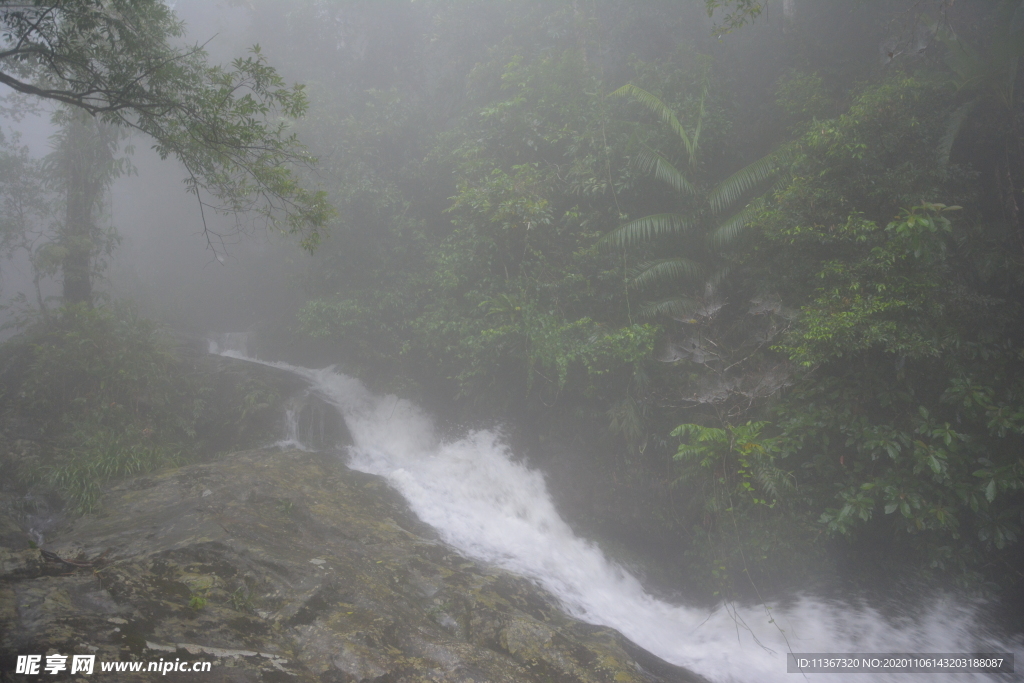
[610,84,702,164]
[777,202,964,368]
[630,258,704,291]
[485,305,658,392]
[704,0,767,34]
[600,213,692,248]
[884,203,957,261]
[821,490,877,535]
[1,302,291,512]
[633,146,697,195]
[985,478,998,503]
[753,68,1024,580]
[937,1,1024,110]
[672,420,792,511]
[707,149,791,216]
[608,78,787,303]
[4,304,198,511]
[0,2,331,252]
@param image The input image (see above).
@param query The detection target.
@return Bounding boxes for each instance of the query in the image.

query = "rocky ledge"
[1,449,704,682]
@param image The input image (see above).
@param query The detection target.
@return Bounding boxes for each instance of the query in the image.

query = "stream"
[210,339,1021,683]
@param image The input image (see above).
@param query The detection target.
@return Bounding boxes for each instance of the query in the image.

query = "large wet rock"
[0,449,703,682]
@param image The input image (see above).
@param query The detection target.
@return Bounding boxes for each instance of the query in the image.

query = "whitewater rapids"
[211,343,1020,683]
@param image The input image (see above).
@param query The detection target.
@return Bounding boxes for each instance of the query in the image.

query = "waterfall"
[212,346,1020,683]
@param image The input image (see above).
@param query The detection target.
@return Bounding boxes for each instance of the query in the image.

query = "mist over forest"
[1,2,1023,681]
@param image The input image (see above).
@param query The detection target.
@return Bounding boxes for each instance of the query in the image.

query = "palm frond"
[630,257,704,290]
[938,7,1022,107]
[634,146,697,195]
[770,171,793,195]
[691,80,709,153]
[638,296,699,321]
[937,27,986,92]
[706,196,766,249]
[611,84,698,163]
[706,266,732,289]
[599,213,691,249]
[708,147,792,214]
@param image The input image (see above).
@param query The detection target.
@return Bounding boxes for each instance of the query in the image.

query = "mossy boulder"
[1,448,704,682]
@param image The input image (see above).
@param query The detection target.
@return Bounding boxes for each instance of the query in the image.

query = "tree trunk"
[58,115,114,305]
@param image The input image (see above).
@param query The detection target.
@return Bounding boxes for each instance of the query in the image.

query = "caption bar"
[787,653,1014,674]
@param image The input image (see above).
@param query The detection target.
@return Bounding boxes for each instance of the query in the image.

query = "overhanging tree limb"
[0,0,332,253]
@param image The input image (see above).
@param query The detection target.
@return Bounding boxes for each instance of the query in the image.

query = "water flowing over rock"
[239,357,1018,683]
[0,448,704,682]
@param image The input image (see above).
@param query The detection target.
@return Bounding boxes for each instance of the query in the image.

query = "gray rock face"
[1,449,704,682]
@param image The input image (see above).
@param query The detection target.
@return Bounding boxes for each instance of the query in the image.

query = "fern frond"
[752,459,795,499]
[607,395,645,445]
[611,83,698,162]
[634,147,697,195]
[707,197,766,249]
[708,148,792,214]
[599,213,691,248]
[631,258,704,290]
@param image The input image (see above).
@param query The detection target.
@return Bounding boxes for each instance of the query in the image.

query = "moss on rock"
[1,448,705,682]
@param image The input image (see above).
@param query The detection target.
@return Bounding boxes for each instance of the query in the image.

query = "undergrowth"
[0,302,282,513]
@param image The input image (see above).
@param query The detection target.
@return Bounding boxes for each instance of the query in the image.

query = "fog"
[2,1,1022,681]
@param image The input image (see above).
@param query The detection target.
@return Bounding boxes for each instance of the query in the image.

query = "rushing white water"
[210,341,1020,683]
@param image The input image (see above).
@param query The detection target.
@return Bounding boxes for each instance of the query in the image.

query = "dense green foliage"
[0,0,331,510]
[742,72,1024,586]
[266,0,1024,601]
[0,0,331,253]
[0,304,284,512]
[3,0,1023,607]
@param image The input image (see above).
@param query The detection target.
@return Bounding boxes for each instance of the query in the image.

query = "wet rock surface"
[1,449,705,682]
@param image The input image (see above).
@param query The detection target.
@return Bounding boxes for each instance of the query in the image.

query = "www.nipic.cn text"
[14,654,213,675]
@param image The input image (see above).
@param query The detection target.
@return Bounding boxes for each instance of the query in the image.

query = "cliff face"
[1,448,703,682]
